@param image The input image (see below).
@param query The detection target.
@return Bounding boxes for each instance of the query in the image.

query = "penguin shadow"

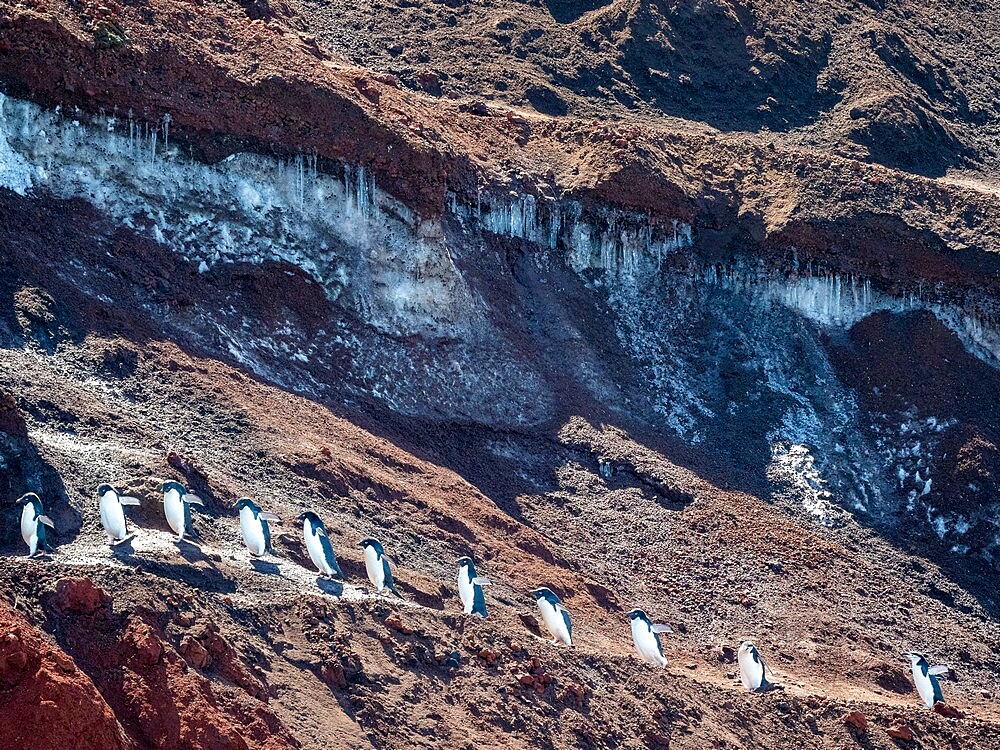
[110,537,136,559]
[140,540,236,593]
[317,578,344,597]
[754,682,783,694]
[250,558,282,576]
[177,539,210,563]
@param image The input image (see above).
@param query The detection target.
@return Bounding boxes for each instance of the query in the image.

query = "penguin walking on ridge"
[235,498,280,557]
[737,641,771,692]
[359,538,402,597]
[530,587,573,646]
[904,652,949,708]
[98,484,141,545]
[161,480,204,543]
[17,493,54,557]
[628,609,672,667]
[298,511,344,579]
[457,556,491,617]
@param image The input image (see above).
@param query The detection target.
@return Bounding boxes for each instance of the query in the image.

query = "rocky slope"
[0,0,999,748]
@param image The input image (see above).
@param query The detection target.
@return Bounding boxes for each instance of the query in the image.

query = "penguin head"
[234,498,260,513]
[738,641,757,657]
[359,538,384,555]
[627,608,649,622]
[298,511,322,524]
[97,484,116,497]
[161,480,185,497]
[530,587,559,604]
[16,492,41,509]
[903,652,927,666]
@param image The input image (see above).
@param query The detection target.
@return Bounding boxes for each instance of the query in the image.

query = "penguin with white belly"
[359,538,402,597]
[161,480,205,543]
[904,652,950,708]
[298,511,344,580]
[627,609,672,668]
[97,484,141,545]
[530,587,573,646]
[235,498,280,557]
[17,492,54,557]
[457,556,491,617]
[737,641,771,692]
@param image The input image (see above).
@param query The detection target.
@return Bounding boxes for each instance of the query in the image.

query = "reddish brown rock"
[557,682,588,707]
[179,635,212,670]
[933,701,964,719]
[122,617,163,668]
[886,722,915,741]
[385,613,414,635]
[519,612,540,634]
[478,647,499,665]
[52,578,110,615]
[843,710,868,730]
[0,602,127,749]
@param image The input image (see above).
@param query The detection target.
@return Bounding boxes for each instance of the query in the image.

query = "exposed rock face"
[0,600,130,750]
[0,0,998,747]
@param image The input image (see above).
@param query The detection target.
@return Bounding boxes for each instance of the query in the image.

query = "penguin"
[98,484,141,545]
[17,493,54,557]
[457,556,491,617]
[530,587,573,646]
[235,498,281,557]
[358,538,401,597]
[161,480,204,542]
[737,641,771,692]
[628,608,672,668]
[904,652,949,708]
[298,511,345,579]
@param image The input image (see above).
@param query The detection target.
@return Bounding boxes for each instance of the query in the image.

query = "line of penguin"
[15,484,952,708]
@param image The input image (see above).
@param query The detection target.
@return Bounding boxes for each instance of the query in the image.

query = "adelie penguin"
[904,652,950,708]
[456,556,491,617]
[530,587,573,646]
[17,492,54,557]
[628,608,672,668]
[235,498,281,557]
[737,641,771,692]
[161,480,204,543]
[298,511,344,580]
[359,538,402,597]
[98,484,141,545]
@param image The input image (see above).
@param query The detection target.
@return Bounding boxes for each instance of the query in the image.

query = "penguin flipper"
[259,511,281,523]
[472,584,488,618]
[38,515,55,528]
[753,651,770,690]
[557,604,573,644]
[928,665,950,676]
[185,494,205,506]
[319,533,343,578]
[651,624,673,633]
[930,675,945,704]
[118,496,141,506]
[383,558,403,598]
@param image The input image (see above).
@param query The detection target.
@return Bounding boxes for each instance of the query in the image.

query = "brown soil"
[1,0,999,748]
